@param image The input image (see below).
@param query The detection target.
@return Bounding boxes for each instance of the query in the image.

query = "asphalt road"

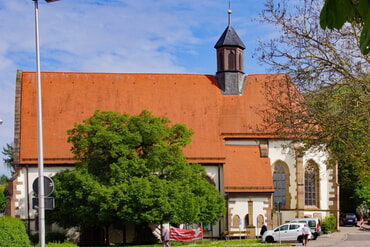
[332,226,370,247]
[282,225,370,247]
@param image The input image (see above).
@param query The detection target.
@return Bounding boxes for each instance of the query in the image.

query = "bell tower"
[214,8,246,95]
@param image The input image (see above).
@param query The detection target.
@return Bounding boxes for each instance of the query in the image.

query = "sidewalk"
[306,230,347,247]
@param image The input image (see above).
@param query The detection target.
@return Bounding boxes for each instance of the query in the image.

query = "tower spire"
[228,0,232,26]
[214,0,246,95]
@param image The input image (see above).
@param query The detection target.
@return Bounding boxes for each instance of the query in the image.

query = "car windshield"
[346,214,356,218]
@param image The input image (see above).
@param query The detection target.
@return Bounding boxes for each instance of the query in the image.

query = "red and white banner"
[170,227,203,241]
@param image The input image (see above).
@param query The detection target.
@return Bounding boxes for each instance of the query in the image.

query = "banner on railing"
[170,227,203,241]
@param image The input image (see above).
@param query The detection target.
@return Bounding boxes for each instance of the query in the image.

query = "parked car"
[340,213,358,226]
[262,222,312,243]
[290,217,321,240]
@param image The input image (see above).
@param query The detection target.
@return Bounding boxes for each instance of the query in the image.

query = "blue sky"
[0,0,277,176]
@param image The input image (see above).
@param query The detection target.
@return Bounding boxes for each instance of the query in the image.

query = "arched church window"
[305,161,319,206]
[273,162,289,208]
[257,214,264,228]
[232,215,240,228]
[244,214,249,227]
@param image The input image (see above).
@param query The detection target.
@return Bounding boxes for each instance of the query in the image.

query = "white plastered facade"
[224,140,337,237]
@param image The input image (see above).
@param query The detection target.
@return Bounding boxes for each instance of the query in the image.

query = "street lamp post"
[33,1,60,247]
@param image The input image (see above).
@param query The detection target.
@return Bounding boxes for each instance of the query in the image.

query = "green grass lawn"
[42,239,294,247]
[94,239,292,247]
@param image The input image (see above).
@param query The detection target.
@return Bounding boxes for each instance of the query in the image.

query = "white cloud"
[0,0,271,176]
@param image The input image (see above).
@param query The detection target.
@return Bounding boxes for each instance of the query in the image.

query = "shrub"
[0,216,30,247]
[28,233,39,245]
[321,215,337,234]
[29,232,39,245]
[0,185,6,213]
[34,241,78,247]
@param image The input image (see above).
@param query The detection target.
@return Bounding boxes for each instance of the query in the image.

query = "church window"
[273,162,289,208]
[257,214,264,228]
[228,50,236,70]
[244,214,249,227]
[232,215,240,228]
[305,161,319,206]
[218,51,224,71]
[238,52,243,71]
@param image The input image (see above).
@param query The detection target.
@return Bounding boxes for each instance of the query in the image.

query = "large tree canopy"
[256,0,369,211]
[47,110,225,229]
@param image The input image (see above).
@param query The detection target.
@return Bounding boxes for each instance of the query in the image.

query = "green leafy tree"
[256,0,369,212]
[48,110,225,237]
[0,175,8,213]
[320,0,370,54]
[0,189,6,213]
[0,174,8,185]
[2,143,15,174]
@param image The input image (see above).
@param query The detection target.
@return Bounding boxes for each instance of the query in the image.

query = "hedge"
[0,216,30,247]
[321,214,337,234]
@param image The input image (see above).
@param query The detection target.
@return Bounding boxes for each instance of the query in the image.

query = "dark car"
[340,213,358,226]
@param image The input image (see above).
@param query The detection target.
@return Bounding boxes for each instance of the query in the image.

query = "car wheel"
[265,236,274,243]
[313,233,318,240]
[297,235,303,243]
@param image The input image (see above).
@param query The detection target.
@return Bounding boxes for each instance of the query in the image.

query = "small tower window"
[228,50,236,70]
[238,52,243,71]
[218,51,224,71]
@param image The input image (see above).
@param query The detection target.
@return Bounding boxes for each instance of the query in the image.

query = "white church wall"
[229,197,248,230]
[268,140,297,208]
[252,197,270,236]
[281,211,298,223]
[228,196,269,230]
[267,140,334,225]
[18,166,72,220]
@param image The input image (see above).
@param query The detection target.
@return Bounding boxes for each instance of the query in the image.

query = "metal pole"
[33,1,45,247]
[278,202,281,244]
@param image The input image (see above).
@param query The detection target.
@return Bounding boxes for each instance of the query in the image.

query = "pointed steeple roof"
[214,25,246,49]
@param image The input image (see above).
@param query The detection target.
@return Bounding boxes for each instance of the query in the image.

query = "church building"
[5,9,339,244]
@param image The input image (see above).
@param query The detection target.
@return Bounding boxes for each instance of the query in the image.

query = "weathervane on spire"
[228,0,232,26]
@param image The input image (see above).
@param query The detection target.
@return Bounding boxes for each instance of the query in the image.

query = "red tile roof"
[224,145,273,192]
[17,71,292,191]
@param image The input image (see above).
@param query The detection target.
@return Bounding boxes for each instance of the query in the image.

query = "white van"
[290,217,320,240]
